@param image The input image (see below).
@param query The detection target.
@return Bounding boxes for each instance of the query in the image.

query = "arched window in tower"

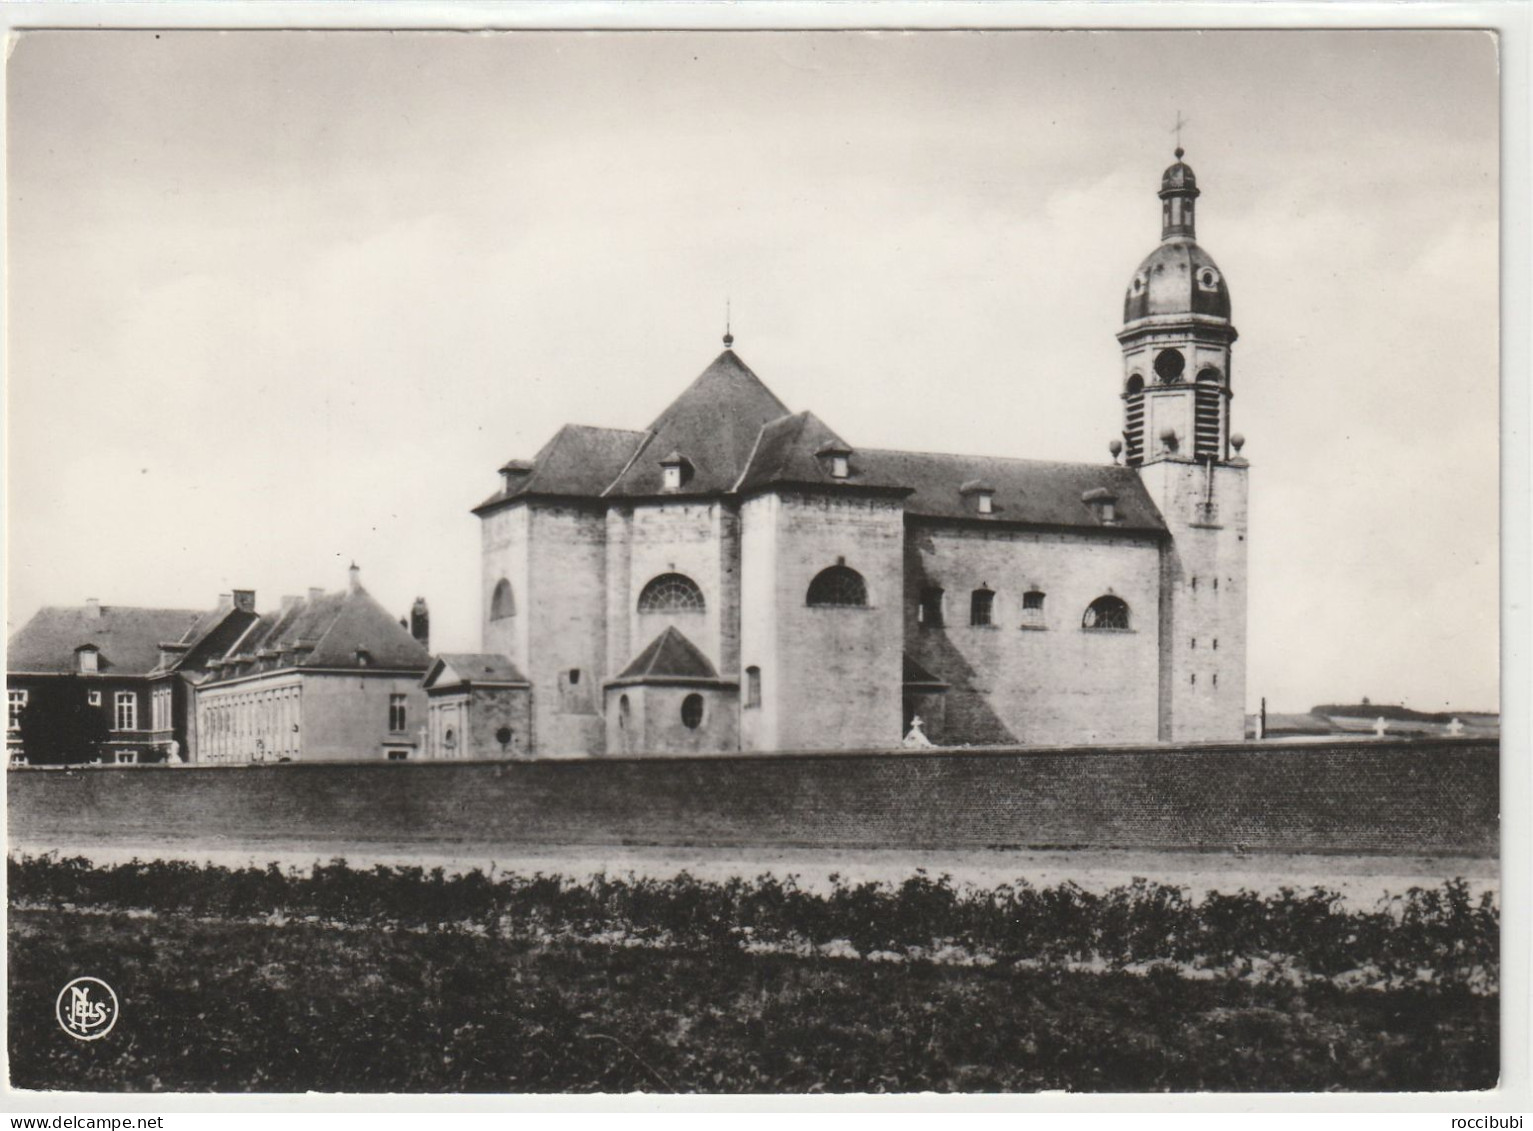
[806,565,868,608]
[1126,374,1144,395]
[1082,595,1131,632]
[1153,348,1186,384]
[1196,367,1222,384]
[490,579,515,620]
[638,573,706,614]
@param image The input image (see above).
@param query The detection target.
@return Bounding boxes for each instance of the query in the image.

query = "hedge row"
[7,854,1498,989]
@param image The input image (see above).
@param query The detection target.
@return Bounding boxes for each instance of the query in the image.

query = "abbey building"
[456,151,1249,758]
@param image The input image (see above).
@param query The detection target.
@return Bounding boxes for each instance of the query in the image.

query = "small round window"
[680,694,704,730]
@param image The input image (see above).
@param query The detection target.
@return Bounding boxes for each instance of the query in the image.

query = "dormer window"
[659,451,693,491]
[816,443,853,480]
[960,479,997,516]
[498,459,533,494]
[1082,487,1118,525]
[76,646,99,674]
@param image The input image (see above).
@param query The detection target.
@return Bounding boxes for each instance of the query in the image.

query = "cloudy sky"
[6,29,1500,713]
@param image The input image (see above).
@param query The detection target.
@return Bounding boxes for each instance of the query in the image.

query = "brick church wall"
[8,740,1498,858]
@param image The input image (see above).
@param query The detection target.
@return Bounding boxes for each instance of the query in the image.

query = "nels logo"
[55,977,119,1041]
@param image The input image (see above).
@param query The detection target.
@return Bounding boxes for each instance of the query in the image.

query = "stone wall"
[7,739,1498,857]
[905,523,1163,746]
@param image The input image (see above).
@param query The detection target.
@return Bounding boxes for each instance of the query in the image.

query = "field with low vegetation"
[8,854,1498,1093]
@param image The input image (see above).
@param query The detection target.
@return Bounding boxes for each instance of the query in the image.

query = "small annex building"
[470,151,1251,757]
[421,652,530,759]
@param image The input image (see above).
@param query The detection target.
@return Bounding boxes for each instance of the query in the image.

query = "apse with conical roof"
[1117,148,1238,468]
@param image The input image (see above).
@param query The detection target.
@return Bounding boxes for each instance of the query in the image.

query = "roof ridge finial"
[723,297,734,349]
[1172,109,1188,160]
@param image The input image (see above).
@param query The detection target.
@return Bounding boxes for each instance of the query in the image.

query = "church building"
[464,150,1249,757]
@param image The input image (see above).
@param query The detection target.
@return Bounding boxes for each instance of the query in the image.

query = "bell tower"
[1118,147,1250,742]
[1118,148,1238,466]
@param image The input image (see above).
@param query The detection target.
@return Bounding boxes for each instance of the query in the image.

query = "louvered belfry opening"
[1123,388,1146,467]
[1194,386,1222,460]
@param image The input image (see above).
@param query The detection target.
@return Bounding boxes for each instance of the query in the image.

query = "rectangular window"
[8,690,27,730]
[387,749,409,762]
[88,690,102,707]
[79,650,98,674]
[388,694,407,733]
[114,691,137,731]
[918,587,945,628]
[970,589,994,627]
[115,749,138,765]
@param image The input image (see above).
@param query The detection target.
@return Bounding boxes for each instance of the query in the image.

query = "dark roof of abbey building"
[203,580,431,684]
[605,349,793,498]
[857,450,1166,533]
[610,625,733,687]
[8,604,207,675]
[477,345,1168,535]
[473,423,647,512]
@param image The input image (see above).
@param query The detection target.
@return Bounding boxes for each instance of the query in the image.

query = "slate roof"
[423,653,529,690]
[733,410,894,495]
[474,423,647,514]
[8,605,207,676]
[605,350,793,498]
[205,584,431,683]
[609,626,726,686]
[473,346,1166,535]
[853,449,1167,533]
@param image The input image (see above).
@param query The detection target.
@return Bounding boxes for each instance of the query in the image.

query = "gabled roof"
[605,349,793,498]
[205,583,431,683]
[473,424,647,514]
[853,450,1167,533]
[423,653,529,691]
[8,605,207,676]
[147,604,262,675]
[608,626,726,687]
[733,410,896,495]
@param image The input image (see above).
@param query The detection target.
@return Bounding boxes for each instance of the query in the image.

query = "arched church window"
[970,588,995,627]
[1082,595,1131,631]
[680,694,705,730]
[1021,590,1046,628]
[1126,374,1144,396]
[806,565,868,608]
[1154,348,1186,383]
[638,573,706,613]
[745,666,761,708]
[1196,367,1222,384]
[490,579,515,620]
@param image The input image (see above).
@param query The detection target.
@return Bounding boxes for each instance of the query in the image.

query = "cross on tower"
[1171,110,1190,157]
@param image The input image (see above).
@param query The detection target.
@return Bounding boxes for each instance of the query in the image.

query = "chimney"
[308,587,324,603]
[233,589,256,613]
[216,593,234,611]
[281,595,302,612]
[348,562,361,592]
[410,597,430,651]
[84,598,101,618]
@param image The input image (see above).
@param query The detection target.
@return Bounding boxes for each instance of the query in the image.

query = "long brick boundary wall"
[6,738,1499,857]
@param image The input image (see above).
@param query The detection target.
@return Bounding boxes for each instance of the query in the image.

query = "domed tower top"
[1159,147,1200,240]
[1123,148,1232,324]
